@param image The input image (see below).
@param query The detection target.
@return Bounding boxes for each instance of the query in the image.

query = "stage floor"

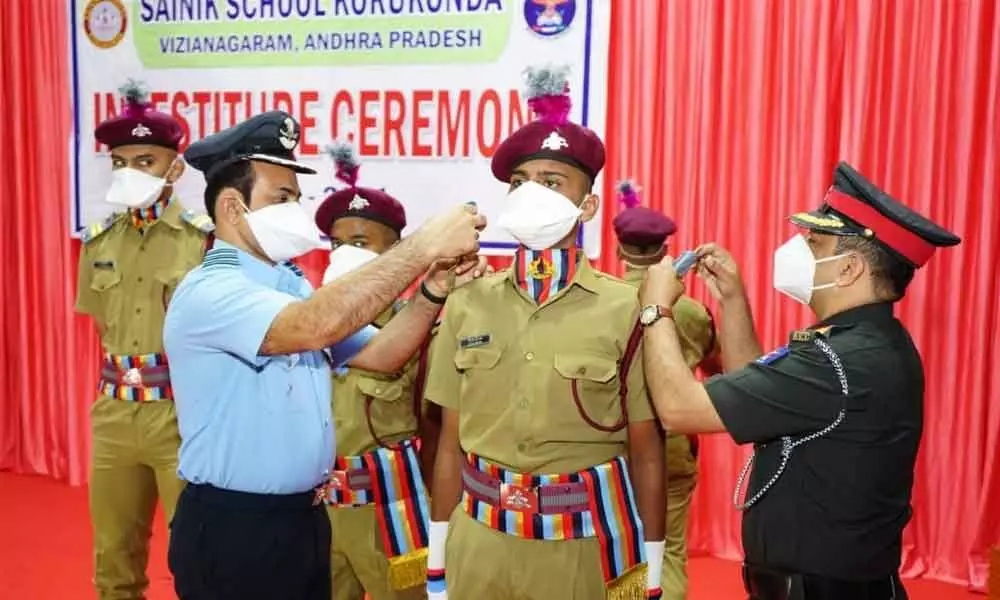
[0,472,982,599]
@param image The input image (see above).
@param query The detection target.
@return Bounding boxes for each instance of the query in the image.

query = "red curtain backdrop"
[2,0,996,592]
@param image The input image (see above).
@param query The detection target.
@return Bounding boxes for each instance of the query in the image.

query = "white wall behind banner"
[69,0,611,256]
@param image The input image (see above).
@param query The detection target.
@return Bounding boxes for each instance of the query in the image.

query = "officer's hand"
[640,255,686,307]
[415,204,487,261]
[424,254,489,297]
[695,243,745,301]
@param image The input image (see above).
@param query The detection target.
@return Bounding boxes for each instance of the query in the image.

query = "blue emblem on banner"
[756,345,790,365]
[524,0,576,37]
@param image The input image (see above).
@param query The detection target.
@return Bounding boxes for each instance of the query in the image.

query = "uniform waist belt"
[317,439,429,591]
[184,483,319,511]
[742,563,900,600]
[98,352,172,402]
[461,453,648,600]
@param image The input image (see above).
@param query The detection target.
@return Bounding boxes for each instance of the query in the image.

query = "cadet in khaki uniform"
[424,66,667,600]
[611,181,717,600]
[75,80,213,600]
[312,143,432,600]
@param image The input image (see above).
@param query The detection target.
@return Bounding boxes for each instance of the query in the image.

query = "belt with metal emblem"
[98,352,172,402]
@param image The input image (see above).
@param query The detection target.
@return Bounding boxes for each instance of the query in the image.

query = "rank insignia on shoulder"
[756,345,790,365]
[180,210,215,234]
[79,213,120,244]
[459,334,491,349]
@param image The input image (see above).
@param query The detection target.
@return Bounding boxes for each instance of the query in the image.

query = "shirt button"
[132,341,139,348]
[135,307,142,314]
[518,400,528,408]
[525,352,534,361]
[137,276,144,283]
[517,443,527,451]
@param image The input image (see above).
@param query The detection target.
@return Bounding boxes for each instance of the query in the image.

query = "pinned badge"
[278,116,299,150]
[348,194,370,211]
[540,131,569,151]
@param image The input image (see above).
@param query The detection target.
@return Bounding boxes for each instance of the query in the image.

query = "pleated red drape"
[1,0,996,592]
[603,1,999,592]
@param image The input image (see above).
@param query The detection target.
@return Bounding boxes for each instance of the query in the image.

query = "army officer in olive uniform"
[640,161,960,600]
[611,181,716,600]
[76,80,213,600]
[424,65,666,600]
[313,142,433,600]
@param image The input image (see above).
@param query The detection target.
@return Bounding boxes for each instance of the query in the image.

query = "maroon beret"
[95,80,182,151]
[314,186,407,235]
[491,65,605,183]
[613,207,677,247]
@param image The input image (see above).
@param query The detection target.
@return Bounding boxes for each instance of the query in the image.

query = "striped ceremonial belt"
[98,352,172,402]
[318,439,430,591]
[462,454,648,600]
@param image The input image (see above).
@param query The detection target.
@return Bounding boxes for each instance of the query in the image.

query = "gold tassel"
[605,563,648,600]
[387,548,429,591]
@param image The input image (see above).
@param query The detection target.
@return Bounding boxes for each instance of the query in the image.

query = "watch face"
[640,305,659,325]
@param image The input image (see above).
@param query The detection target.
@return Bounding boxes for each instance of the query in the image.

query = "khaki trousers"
[89,396,184,600]
[662,434,698,600]
[446,508,608,600]
[328,504,427,600]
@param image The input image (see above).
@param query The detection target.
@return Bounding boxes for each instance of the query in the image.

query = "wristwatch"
[639,304,673,327]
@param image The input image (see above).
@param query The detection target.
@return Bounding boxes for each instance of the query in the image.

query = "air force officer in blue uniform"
[163,111,486,600]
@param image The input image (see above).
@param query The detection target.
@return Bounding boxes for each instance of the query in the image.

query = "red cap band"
[825,188,935,267]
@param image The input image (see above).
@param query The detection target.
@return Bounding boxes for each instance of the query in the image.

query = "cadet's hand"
[423,254,489,297]
[640,255,686,308]
[414,204,487,262]
[695,243,746,301]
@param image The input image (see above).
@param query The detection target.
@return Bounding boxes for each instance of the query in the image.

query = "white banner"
[69,0,611,256]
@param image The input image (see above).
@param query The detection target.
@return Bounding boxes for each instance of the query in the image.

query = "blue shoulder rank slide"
[756,345,790,365]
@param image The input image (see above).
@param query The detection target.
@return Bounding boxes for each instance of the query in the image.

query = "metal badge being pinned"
[540,131,568,151]
[348,194,369,211]
[278,117,299,150]
[131,124,152,138]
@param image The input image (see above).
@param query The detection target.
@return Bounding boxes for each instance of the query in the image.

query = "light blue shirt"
[163,240,375,495]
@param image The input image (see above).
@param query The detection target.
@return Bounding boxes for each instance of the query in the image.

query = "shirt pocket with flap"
[552,352,626,431]
[453,344,506,414]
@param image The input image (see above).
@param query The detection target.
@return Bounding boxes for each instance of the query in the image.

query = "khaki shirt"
[75,200,211,355]
[622,268,715,368]
[425,259,654,475]
[333,305,427,457]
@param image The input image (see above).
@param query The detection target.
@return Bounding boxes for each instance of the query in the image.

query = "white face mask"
[322,245,379,284]
[243,201,326,264]
[772,234,848,305]
[105,166,171,209]
[497,180,583,250]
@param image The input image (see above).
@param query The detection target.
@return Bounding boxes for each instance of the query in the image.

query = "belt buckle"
[123,367,143,386]
[327,469,350,491]
[499,482,538,512]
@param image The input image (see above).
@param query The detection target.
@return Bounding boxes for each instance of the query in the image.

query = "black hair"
[204,160,256,220]
[836,236,915,300]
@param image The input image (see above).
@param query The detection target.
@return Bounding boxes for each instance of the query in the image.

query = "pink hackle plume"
[616,180,641,209]
[523,65,573,126]
[325,141,361,188]
[118,79,150,119]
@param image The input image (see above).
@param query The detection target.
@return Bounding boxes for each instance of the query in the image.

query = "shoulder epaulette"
[79,213,121,244]
[180,210,215,234]
[283,261,305,277]
[791,325,839,344]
